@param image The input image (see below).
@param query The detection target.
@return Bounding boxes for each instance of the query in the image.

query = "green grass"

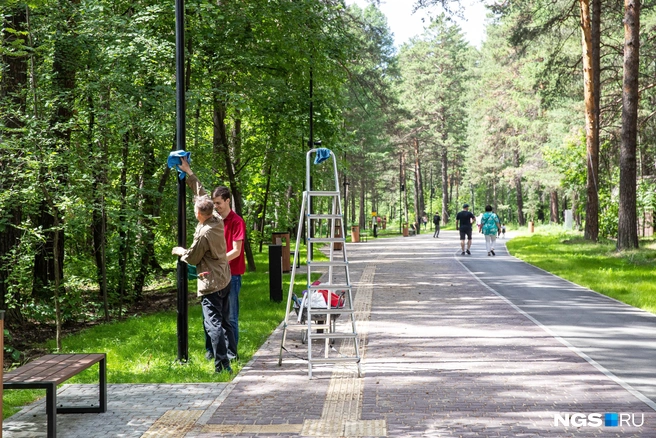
[2,243,323,419]
[507,227,656,314]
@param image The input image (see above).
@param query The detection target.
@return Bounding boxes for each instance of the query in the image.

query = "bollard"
[268,245,283,302]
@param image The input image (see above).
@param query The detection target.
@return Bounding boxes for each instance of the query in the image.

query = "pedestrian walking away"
[432,212,441,238]
[455,203,476,255]
[481,205,501,256]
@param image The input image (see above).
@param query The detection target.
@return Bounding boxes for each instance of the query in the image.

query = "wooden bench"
[3,353,107,437]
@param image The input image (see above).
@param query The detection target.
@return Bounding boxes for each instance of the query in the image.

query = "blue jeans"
[205,275,241,354]
[228,275,242,348]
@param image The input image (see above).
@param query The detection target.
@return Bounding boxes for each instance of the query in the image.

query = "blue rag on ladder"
[314,148,331,164]
[167,150,192,179]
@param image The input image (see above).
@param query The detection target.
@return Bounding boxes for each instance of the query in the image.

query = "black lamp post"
[175,0,188,363]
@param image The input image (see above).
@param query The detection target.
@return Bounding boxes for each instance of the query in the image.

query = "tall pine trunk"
[400,149,408,225]
[513,150,525,226]
[617,0,640,250]
[580,0,600,241]
[413,138,423,231]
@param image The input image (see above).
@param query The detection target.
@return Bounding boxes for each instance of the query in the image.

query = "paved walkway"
[4,230,656,437]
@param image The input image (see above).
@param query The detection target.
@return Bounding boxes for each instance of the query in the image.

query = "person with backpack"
[432,212,441,238]
[481,205,501,256]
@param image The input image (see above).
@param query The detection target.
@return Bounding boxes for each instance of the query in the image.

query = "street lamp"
[175,0,188,363]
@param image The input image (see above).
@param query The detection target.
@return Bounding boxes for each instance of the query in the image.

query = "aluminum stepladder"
[278,148,362,379]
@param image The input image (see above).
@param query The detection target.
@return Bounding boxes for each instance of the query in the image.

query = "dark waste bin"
[269,245,283,302]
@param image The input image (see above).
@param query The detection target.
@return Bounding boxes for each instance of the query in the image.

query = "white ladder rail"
[277,192,307,365]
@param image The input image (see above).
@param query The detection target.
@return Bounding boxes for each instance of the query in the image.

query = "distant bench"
[3,353,107,437]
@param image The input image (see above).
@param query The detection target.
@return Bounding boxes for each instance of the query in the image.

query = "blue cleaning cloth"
[314,148,331,165]
[167,150,192,179]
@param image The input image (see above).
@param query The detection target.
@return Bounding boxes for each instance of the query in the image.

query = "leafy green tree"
[397,15,472,224]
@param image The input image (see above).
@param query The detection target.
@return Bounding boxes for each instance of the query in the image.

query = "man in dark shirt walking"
[432,212,441,238]
[455,204,476,255]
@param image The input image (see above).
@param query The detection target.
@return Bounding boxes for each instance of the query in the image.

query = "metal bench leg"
[46,382,57,438]
[99,356,107,412]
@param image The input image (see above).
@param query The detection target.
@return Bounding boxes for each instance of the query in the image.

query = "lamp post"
[175,0,188,363]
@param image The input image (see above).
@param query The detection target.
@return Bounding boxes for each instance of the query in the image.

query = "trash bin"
[268,245,283,302]
[271,232,290,273]
[403,224,409,237]
[529,221,534,233]
[351,226,360,243]
[334,220,343,250]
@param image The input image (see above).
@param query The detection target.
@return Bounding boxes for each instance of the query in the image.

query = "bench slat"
[4,353,105,385]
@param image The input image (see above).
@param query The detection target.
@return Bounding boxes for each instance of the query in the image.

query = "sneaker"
[466,249,471,255]
[491,249,495,256]
[461,251,465,255]
[216,365,233,374]
[487,252,491,256]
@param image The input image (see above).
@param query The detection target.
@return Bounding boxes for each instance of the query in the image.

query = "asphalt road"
[457,230,656,408]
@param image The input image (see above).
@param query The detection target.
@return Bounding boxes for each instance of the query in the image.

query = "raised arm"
[179,157,207,197]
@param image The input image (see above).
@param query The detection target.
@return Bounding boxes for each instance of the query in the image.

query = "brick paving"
[4,231,656,437]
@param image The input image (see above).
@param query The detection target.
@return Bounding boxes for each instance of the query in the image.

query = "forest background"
[1,0,655,355]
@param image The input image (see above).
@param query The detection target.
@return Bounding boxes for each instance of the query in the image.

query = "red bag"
[319,290,343,307]
[312,281,344,308]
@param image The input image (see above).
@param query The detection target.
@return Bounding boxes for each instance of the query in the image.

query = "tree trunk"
[413,138,422,231]
[617,0,640,250]
[117,131,130,316]
[513,150,525,226]
[88,94,109,321]
[550,191,559,223]
[359,179,366,229]
[212,93,256,271]
[400,149,408,225]
[133,140,158,299]
[258,163,272,253]
[580,0,599,241]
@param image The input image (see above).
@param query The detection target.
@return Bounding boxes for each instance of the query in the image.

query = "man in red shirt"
[178,158,246,357]
[211,185,246,351]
